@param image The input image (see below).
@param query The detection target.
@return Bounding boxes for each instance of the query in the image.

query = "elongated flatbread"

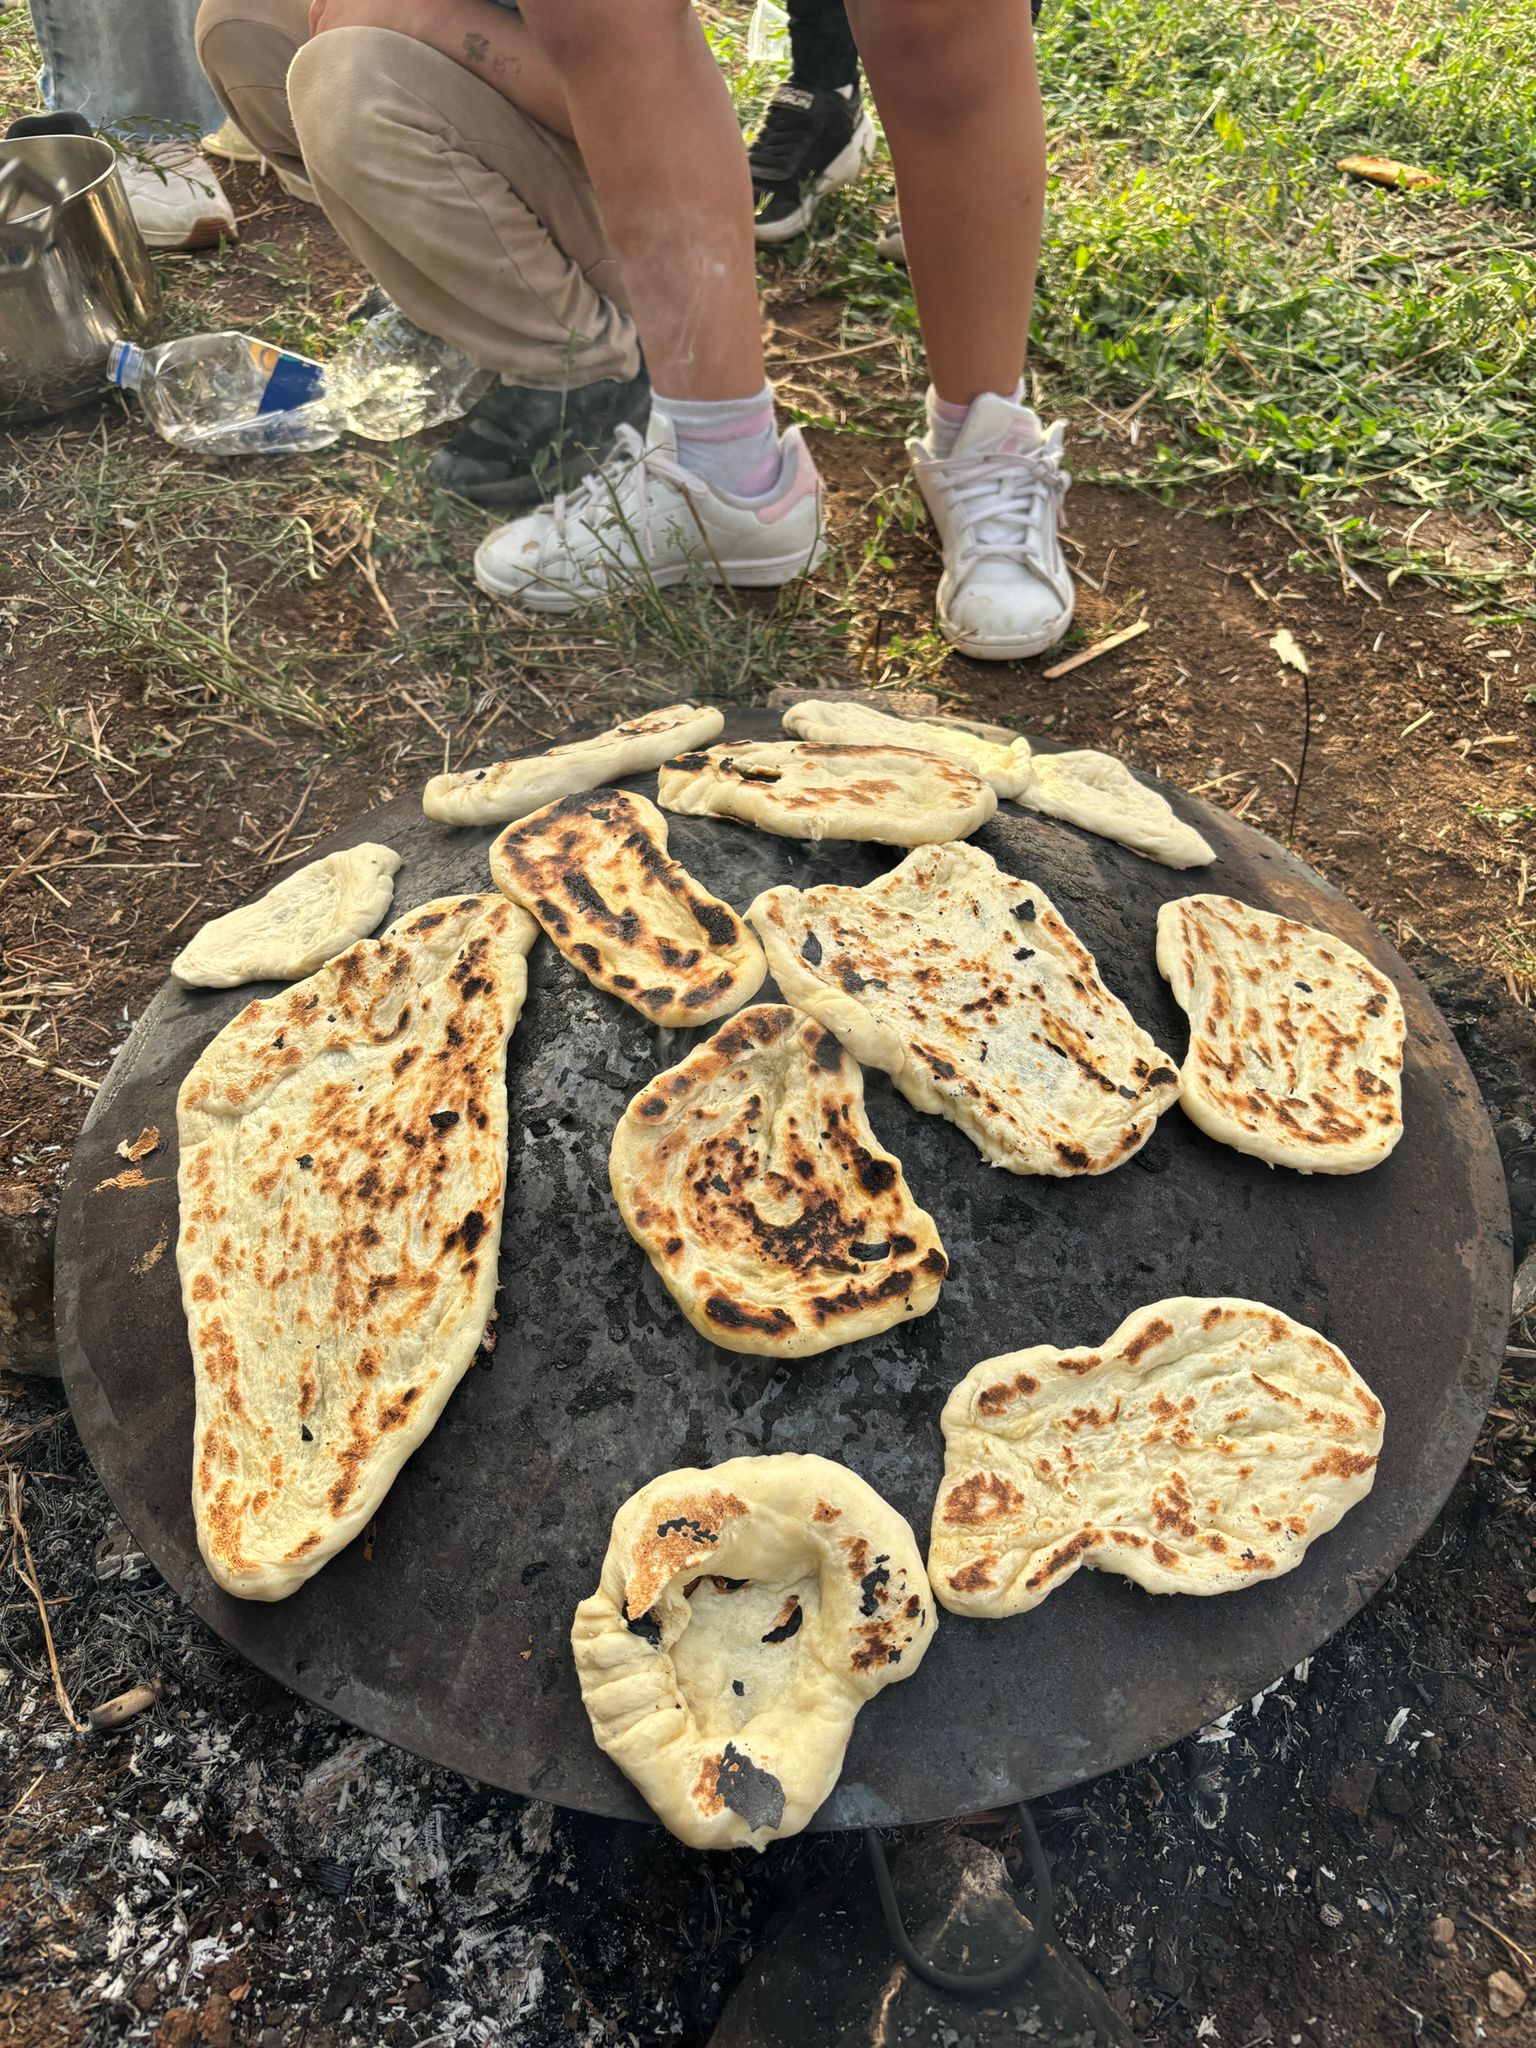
[178,894,537,1600]
[748,842,1180,1175]
[1016,750,1215,869]
[930,1297,1384,1616]
[611,1004,947,1355]
[1156,894,1405,1173]
[781,699,1033,798]
[489,789,764,1027]
[658,740,996,846]
[422,702,724,827]
[171,843,401,989]
[573,1453,934,1849]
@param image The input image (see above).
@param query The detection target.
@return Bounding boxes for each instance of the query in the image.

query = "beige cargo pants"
[195,0,640,389]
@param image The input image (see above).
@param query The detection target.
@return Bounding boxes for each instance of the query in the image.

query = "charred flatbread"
[422,702,723,827]
[1015,750,1215,869]
[171,843,401,989]
[657,740,996,846]
[748,841,1180,1175]
[1156,893,1405,1173]
[572,1453,935,1848]
[490,789,764,1027]
[178,894,537,1601]
[930,1298,1384,1616]
[781,699,1034,798]
[610,1004,947,1356]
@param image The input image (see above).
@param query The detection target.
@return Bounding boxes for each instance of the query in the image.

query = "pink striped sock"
[655,385,784,500]
[923,381,1026,458]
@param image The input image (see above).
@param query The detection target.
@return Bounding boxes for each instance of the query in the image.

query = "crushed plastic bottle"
[747,0,791,63]
[107,307,493,456]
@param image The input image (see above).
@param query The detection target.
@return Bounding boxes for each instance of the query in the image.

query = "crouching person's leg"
[195,0,314,198]
[282,24,648,507]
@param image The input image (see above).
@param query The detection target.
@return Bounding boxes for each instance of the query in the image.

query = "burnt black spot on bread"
[800,930,822,966]
[716,1745,785,1832]
[445,1208,488,1254]
[856,1154,896,1194]
[760,1601,803,1644]
[694,900,738,947]
[858,1559,891,1616]
[656,1515,718,1543]
[705,1294,795,1336]
[812,1031,843,1073]
[621,1599,662,1648]
[851,1241,889,1262]
[1013,899,1037,921]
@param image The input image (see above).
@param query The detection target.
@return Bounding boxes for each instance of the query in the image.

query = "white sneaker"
[909,394,1074,662]
[116,141,237,251]
[474,417,826,613]
[200,116,261,165]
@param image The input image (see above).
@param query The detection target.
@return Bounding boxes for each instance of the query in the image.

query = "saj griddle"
[54,709,1510,1831]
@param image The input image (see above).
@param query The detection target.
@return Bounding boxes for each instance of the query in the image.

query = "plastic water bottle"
[747,0,791,63]
[107,310,492,456]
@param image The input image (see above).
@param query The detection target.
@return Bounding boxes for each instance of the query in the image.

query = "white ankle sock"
[654,385,784,500]
[922,382,1029,459]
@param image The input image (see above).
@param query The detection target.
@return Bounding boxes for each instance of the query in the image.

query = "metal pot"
[0,135,162,425]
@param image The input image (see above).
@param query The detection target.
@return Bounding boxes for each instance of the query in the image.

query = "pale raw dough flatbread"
[930,1298,1383,1617]
[490,789,764,1027]
[422,702,724,827]
[178,894,538,1600]
[1157,893,1405,1173]
[657,740,996,846]
[748,841,1180,1175]
[1016,750,1215,869]
[781,699,1033,798]
[170,843,401,989]
[611,1004,946,1355]
[572,1453,934,1848]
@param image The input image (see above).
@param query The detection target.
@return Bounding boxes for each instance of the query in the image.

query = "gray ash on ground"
[1,965,1532,2048]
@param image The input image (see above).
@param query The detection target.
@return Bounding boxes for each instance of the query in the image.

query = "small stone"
[156,2015,197,2048]
[1487,1970,1526,2018]
[1428,1915,1456,1951]
[1319,1903,1343,1929]
[1329,1762,1377,1819]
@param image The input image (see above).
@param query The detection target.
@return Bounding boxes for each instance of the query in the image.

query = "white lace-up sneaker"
[115,140,237,251]
[473,415,826,612]
[909,393,1074,661]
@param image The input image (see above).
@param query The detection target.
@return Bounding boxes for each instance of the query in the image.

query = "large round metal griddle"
[55,707,1511,1831]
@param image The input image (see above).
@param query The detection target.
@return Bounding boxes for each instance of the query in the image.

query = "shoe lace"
[940,442,1069,566]
[550,424,697,562]
[120,138,214,187]
[749,91,821,187]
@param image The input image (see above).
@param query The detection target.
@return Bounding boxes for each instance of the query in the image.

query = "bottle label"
[249,340,326,416]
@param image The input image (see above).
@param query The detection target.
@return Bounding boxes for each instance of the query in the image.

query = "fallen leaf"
[116,1125,161,1163]
[1488,1970,1527,2018]
[1269,629,1311,675]
[1339,154,1440,191]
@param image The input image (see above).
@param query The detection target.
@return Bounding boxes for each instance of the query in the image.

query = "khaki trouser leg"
[195,0,310,182]
[196,7,640,387]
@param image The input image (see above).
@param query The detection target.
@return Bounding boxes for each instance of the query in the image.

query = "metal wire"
[864,1803,1055,1997]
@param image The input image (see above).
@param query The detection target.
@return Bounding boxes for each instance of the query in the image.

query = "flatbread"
[657,740,997,846]
[930,1297,1383,1617]
[748,841,1181,1175]
[422,702,724,827]
[781,699,1034,798]
[177,894,538,1601]
[170,843,401,989]
[1156,893,1406,1173]
[489,789,764,1027]
[572,1453,935,1848]
[611,1004,946,1355]
[1016,750,1215,869]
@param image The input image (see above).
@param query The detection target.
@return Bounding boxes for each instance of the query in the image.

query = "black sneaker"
[875,211,906,266]
[748,84,875,245]
[426,364,652,510]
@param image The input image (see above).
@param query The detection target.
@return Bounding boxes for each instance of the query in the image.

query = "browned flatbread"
[610,1004,947,1356]
[489,789,764,1027]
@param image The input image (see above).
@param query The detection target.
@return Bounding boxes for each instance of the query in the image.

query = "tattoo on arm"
[462,30,489,64]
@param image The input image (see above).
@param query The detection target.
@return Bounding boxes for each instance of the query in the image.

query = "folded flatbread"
[1156,893,1405,1173]
[748,841,1180,1175]
[930,1297,1384,1616]
[1016,750,1215,869]
[611,1004,946,1355]
[422,702,724,827]
[781,699,1033,798]
[573,1453,935,1848]
[171,844,401,989]
[658,740,996,846]
[178,894,537,1600]
[490,789,763,1026]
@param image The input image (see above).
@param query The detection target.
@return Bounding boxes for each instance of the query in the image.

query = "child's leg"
[516,0,763,404]
[846,0,1044,405]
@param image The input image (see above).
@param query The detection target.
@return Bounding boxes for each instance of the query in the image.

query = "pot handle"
[0,158,70,276]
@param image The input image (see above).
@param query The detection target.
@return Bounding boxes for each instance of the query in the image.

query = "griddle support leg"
[863,1801,1055,1996]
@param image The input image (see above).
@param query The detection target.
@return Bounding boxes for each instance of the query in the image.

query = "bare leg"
[515,0,764,400]
[847,0,1044,405]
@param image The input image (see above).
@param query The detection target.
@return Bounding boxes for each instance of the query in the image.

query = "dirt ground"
[1,173,1534,2048]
